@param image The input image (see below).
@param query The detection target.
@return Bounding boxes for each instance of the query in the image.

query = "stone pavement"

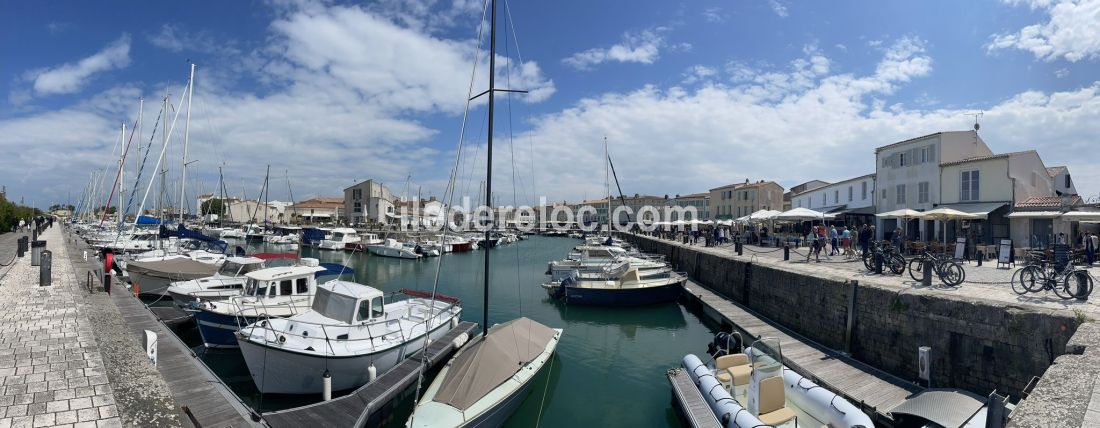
[0,226,179,428]
[653,236,1100,316]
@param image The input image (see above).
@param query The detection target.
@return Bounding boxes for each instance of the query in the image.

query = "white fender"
[682,354,766,427]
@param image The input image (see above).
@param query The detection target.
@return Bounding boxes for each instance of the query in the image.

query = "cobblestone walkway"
[0,226,122,428]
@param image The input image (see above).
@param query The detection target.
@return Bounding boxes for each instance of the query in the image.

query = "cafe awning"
[1005,211,1063,219]
[934,202,1008,220]
[834,206,877,216]
[1061,211,1100,221]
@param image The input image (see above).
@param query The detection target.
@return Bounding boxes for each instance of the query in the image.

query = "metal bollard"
[39,250,52,287]
[874,252,883,274]
[31,240,45,266]
[976,251,983,267]
[736,242,743,256]
[17,237,27,257]
[922,259,932,287]
[783,244,790,261]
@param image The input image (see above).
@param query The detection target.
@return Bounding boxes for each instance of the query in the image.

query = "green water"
[177,235,718,427]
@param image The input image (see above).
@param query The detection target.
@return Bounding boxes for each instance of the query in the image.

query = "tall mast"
[179,63,195,224]
[117,122,125,226]
[482,0,498,337]
[264,164,270,226]
[604,136,610,233]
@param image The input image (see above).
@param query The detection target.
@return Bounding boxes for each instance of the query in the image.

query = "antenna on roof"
[963,110,983,131]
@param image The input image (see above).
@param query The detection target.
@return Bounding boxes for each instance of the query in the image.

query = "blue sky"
[1,0,1098,211]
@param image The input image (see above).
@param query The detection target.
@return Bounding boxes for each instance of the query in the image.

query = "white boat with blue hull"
[193,261,325,348]
[542,267,687,306]
[236,282,462,394]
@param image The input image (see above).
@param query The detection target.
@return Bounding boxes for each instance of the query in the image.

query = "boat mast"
[605,136,610,234]
[482,0,498,337]
[179,63,195,225]
[117,122,125,227]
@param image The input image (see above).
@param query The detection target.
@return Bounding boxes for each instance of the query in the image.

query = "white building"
[791,173,876,224]
[874,131,994,239]
[344,179,397,226]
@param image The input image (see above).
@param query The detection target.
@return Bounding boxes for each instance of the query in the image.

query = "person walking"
[828,225,839,256]
[1088,232,1097,266]
[842,226,854,258]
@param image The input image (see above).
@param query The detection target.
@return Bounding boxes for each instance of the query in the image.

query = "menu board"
[954,238,966,260]
[998,239,1012,264]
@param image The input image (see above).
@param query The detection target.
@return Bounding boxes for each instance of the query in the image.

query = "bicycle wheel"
[908,257,925,281]
[1011,268,1031,295]
[1056,271,1091,300]
[889,254,906,275]
[1019,266,1044,292]
[863,253,875,271]
[939,262,965,286]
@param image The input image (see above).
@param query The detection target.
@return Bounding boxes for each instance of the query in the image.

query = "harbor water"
[164,235,718,427]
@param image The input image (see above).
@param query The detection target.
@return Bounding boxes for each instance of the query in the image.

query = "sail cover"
[432,317,557,411]
[126,258,220,279]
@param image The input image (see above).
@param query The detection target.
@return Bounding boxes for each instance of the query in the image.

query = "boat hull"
[367,246,420,259]
[127,271,176,297]
[194,310,256,348]
[450,242,472,252]
[549,281,684,306]
[236,319,456,394]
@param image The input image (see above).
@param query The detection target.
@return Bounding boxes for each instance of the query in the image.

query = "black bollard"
[874,252,883,274]
[784,244,790,261]
[736,242,743,256]
[922,259,933,287]
[977,251,983,267]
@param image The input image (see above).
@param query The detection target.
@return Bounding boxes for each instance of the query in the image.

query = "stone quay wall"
[625,234,1079,400]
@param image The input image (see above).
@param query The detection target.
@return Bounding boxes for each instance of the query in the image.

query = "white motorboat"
[546,254,669,282]
[236,282,463,394]
[678,337,874,427]
[219,228,246,239]
[166,256,266,307]
[125,251,226,296]
[318,227,360,250]
[408,318,561,428]
[192,260,325,348]
[367,239,421,259]
[542,267,686,306]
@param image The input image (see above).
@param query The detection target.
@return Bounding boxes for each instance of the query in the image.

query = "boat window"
[268,282,277,296]
[371,297,383,318]
[280,280,293,296]
[312,287,357,323]
[218,262,242,276]
[296,278,309,294]
[357,301,371,322]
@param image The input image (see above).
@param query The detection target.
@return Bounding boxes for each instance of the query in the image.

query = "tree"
[201,199,226,216]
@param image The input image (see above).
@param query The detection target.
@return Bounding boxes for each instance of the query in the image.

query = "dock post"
[323,371,332,401]
[783,244,790,261]
[922,260,932,287]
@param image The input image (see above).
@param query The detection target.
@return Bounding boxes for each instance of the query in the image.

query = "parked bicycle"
[862,241,906,275]
[1013,255,1094,300]
[907,249,966,286]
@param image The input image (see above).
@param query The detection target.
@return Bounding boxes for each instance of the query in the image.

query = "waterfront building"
[874,131,994,239]
[709,180,784,220]
[791,174,876,225]
[782,180,830,211]
[343,179,397,226]
[575,194,668,226]
[290,197,344,224]
[671,193,710,221]
[394,197,449,230]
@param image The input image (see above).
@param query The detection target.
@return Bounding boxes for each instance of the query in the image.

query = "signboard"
[954,238,966,260]
[998,239,1012,265]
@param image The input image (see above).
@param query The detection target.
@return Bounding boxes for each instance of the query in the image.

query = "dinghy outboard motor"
[708,332,742,358]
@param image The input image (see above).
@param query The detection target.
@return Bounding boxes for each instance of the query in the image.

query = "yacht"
[367,238,422,259]
[125,252,226,297]
[343,232,383,251]
[542,267,686,306]
[191,260,325,348]
[318,227,360,250]
[166,256,268,307]
[236,282,463,394]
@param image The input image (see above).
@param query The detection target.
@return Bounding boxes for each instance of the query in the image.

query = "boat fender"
[452,332,469,349]
[278,335,286,344]
[450,317,459,329]
[368,363,377,382]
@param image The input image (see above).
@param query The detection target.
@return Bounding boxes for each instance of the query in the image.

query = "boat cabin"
[242,260,325,298]
[216,256,265,277]
[310,280,386,325]
[329,228,359,242]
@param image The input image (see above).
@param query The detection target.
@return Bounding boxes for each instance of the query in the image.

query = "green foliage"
[201,198,226,216]
[889,295,910,313]
[0,193,41,231]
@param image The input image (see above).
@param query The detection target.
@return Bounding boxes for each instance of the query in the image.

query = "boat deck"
[111,283,260,427]
[262,321,479,428]
[683,280,920,424]
[667,368,722,428]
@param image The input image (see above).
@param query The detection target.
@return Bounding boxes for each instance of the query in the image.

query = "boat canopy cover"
[302,228,327,244]
[433,317,556,411]
[889,389,987,428]
[136,215,161,225]
[127,258,220,279]
[176,224,228,254]
[317,263,354,277]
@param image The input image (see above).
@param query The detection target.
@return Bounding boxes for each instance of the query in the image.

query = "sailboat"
[409,1,562,425]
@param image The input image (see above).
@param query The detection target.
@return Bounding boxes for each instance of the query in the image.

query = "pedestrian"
[892,227,903,251]
[842,226,853,258]
[1088,232,1097,266]
[828,225,839,256]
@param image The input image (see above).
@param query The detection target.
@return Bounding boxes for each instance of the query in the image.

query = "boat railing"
[243,299,461,351]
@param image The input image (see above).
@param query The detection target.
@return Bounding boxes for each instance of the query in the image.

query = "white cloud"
[29,34,131,96]
[148,24,241,56]
[1055,67,1071,77]
[0,2,554,207]
[681,65,717,84]
[987,0,1100,62]
[563,28,669,70]
[703,7,725,23]
[769,0,789,17]
[498,36,1100,203]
